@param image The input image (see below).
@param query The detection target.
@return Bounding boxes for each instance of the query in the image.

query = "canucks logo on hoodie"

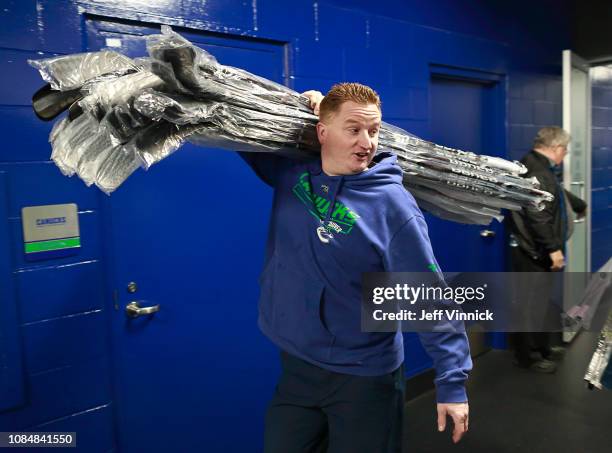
[292,172,360,235]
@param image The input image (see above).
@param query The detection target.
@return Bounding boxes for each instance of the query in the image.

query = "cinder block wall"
[591,65,612,270]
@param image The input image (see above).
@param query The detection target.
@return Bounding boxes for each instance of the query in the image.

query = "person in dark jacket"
[507,126,587,373]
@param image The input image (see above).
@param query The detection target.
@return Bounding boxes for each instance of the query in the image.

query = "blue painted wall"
[0,2,115,450]
[591,65,612,270]
[0,1,592,451]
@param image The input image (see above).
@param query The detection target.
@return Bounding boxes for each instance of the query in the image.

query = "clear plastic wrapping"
[100,102,153,145]
[49,113,100,177]
[147,26,312,116]
[30,26,554,226]
[585,310,612,389]
[403,183,504,225]
[95,146,142,195]
[49,117,72,175]
[75,127,117,186]
[133,90,319,151]
[28,51,137,91]
[124,121,204,169]
[79,70,165,120]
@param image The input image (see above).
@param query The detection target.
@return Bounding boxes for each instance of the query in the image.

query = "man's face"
[553,144,568,165]
[316,101,381,175]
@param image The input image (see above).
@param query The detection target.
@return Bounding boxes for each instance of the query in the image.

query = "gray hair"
[533,126,571,149]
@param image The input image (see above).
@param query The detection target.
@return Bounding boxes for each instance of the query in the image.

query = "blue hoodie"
[240,150,472,403]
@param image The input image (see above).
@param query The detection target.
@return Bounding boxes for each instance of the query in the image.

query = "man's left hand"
[437,402,469,444]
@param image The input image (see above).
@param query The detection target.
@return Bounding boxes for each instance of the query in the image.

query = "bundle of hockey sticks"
[29,26,553,225]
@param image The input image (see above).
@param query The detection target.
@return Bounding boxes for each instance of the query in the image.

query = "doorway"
[86,17,287,451]
[428,65,506,356]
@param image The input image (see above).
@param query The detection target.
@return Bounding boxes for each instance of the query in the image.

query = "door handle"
[125,301,160,318]
[570,181,585,199]
[480,229,495,238]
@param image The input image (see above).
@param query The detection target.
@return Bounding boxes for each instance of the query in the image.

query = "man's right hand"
[549,250,565,270]
[301,90,324,116]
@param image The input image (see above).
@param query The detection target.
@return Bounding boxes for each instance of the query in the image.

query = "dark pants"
[510,247,554,365]
[264,351,405,453]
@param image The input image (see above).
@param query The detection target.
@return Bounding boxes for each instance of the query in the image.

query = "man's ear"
[316,122,327,145]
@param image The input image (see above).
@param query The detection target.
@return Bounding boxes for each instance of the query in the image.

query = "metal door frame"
[562,50,592,272]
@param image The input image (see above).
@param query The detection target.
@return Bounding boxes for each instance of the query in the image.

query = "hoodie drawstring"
[324,176,344,225]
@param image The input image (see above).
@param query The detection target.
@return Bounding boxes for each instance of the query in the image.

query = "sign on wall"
[21,204,80,261]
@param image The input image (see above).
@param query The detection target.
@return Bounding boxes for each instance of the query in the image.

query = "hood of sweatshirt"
[301,151,405,225]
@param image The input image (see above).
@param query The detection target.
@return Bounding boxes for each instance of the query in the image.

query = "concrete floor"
[403,331,612,452]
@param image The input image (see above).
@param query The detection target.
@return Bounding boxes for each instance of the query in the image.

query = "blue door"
[425,68,508,354]
[86,19,286,451]
[427,70,506,272]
